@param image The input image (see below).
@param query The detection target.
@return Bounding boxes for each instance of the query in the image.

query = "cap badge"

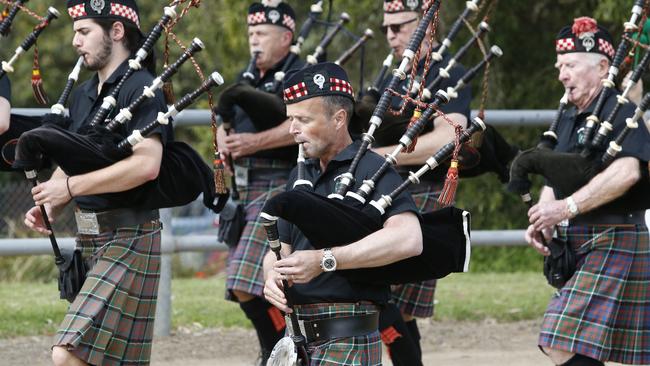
[579,33,595,52]
[313,74,325,89]
[268,10,280,24]
[406,0,418,10]
[90,0,105,14]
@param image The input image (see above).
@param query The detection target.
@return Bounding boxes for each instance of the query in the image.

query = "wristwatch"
[320,248,337,272]
[566,196,579,217]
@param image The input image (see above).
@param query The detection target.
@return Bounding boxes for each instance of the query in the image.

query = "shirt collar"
[81,59,131,98]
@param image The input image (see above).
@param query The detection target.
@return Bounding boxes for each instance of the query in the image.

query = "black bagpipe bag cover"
[13,123,222,212]
[262,189,471,285]
[1,114,47,171]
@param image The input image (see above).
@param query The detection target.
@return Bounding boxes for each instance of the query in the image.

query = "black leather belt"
[299,312,379,344]
[75,207,159,234]
[570,210,645,226]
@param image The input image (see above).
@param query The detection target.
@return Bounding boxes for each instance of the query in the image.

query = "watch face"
[323,258,336,270]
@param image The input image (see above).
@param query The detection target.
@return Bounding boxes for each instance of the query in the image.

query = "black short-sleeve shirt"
[0,76,10,102]
[232,53,304,162]
[554,88,650,217]
[278,140,419,305]
[68,60,171,210]
[379,47,472,182]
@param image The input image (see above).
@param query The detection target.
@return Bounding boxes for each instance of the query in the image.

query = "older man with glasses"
[366,1,473,365]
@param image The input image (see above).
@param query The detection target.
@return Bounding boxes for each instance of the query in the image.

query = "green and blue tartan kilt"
[225,177,288,301]
[390,183,442,318]
[539,224,650,364]
[294,302,382,366]
[54,221,162,366]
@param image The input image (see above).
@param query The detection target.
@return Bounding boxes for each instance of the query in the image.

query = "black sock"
[405,319,422,362]
[560,353,605,366]
[239,297,285,355]
[379,304,423,366]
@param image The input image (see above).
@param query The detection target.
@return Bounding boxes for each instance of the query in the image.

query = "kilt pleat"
[226,179,286,300]
[539,224,650,364]
[391,183,441,318]
[54,222,162,366]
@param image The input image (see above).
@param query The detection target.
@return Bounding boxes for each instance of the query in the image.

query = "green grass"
[0,272,554,338]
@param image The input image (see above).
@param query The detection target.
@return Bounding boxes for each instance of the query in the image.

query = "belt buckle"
[75,211,100,235]
[284,315,308,340]
[234,165,249,187]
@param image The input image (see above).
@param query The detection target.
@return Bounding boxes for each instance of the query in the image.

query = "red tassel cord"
[31,44,49,105]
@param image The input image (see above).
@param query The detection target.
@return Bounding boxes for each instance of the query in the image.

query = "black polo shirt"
[68,60,171,210]
[232,53,304,162]
[379,46,472,182]
[278,140,419,305]
[554,88,650,217]
[0,76,10,102]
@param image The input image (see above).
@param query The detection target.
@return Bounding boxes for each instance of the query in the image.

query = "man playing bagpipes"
[216,1,303,363]
[525,16,650,366]
[263,61,422,365]
[23,1,170,364]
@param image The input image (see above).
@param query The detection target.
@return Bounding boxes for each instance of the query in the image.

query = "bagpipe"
[259,0,488,288]
[8,1,228,210]
[508,1,650,213]
[214,3,377,134]
[353,0,518,183]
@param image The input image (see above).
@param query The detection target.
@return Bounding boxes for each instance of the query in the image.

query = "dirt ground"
[0,319,624,365]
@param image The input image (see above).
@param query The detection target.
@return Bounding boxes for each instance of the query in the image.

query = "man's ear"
[110,21,126,42]
[599,57,610,79]
[334,108,348,130]
[281,29,293,48]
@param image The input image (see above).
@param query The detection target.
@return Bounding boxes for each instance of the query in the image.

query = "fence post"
[154,208,174,337]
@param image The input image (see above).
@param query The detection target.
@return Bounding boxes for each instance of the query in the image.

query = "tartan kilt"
[539,224,650,364]
[294,303,382,366]
[390,183,442,318]
[54,221,162,366]
[225,179,287,300]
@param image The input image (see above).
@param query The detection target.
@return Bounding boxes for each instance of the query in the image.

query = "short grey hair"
[321,95,354,123]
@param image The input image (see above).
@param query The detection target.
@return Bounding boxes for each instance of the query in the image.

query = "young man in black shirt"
[263,62,422,365]
[24,1,169,365]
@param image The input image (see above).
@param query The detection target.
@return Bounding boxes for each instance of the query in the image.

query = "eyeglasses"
[381,18,418,35]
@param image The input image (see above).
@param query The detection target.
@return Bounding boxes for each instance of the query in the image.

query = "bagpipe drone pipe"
[508,2,650,213]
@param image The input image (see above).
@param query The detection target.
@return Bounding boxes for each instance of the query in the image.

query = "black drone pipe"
[105,37,205,131]
[331,0,441,199]
[0,6,59,80]
[0,0,27,36]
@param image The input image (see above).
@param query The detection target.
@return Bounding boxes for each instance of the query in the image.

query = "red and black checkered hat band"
[284,82,308,102]
[555,36,615,60]
[67,0,140,29]
[282,62,355,104]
